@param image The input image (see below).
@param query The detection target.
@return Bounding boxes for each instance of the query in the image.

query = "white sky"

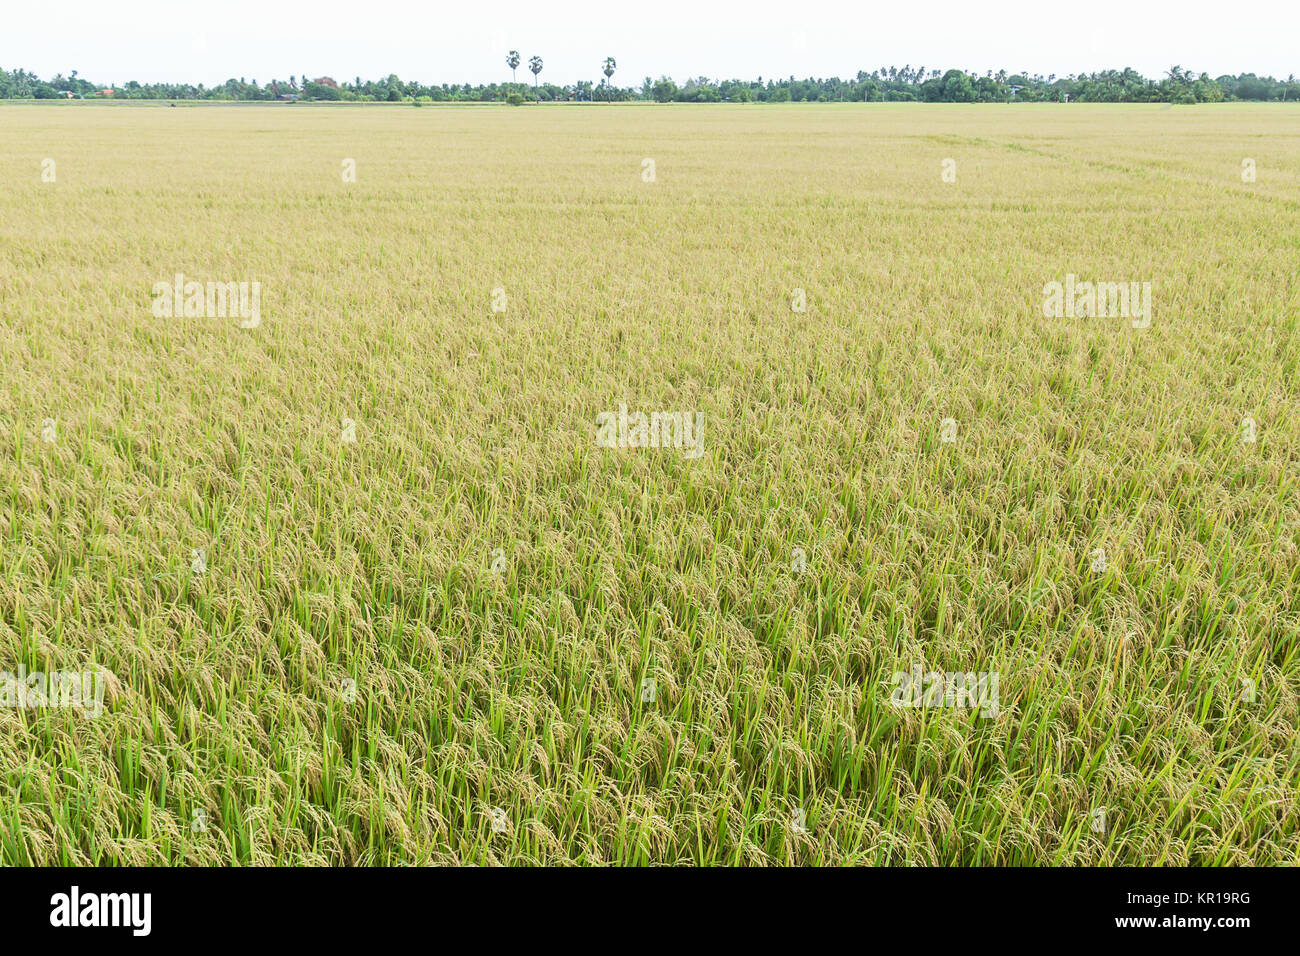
[2,0,1296,88]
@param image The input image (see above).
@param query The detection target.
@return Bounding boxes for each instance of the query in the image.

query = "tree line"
[2,63,1296,104]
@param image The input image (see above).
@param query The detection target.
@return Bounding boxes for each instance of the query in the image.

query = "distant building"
[97,88,114,96]
[312,76,340,89]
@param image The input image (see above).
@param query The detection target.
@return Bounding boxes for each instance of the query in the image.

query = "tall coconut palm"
[529,56,543,89]
[602,57,616,86]
[506,51,520,84]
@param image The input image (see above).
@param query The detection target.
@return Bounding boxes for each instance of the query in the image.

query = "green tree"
[528,56,543,89]
[507,51,520,84]
[937,69,976,102]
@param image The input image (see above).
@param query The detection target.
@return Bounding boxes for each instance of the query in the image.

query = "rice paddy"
[1,101,1297,865]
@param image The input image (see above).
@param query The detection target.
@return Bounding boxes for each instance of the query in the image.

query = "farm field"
[0,102,1298,865]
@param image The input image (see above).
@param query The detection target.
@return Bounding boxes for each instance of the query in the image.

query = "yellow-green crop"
[1,102,1297,864]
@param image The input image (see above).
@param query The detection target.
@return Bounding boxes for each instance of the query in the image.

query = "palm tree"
[603,57,616,85]
[529,56,543,89]
[507,51,520,84]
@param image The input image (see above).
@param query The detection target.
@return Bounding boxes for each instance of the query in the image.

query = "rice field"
[1,101,1298,865]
